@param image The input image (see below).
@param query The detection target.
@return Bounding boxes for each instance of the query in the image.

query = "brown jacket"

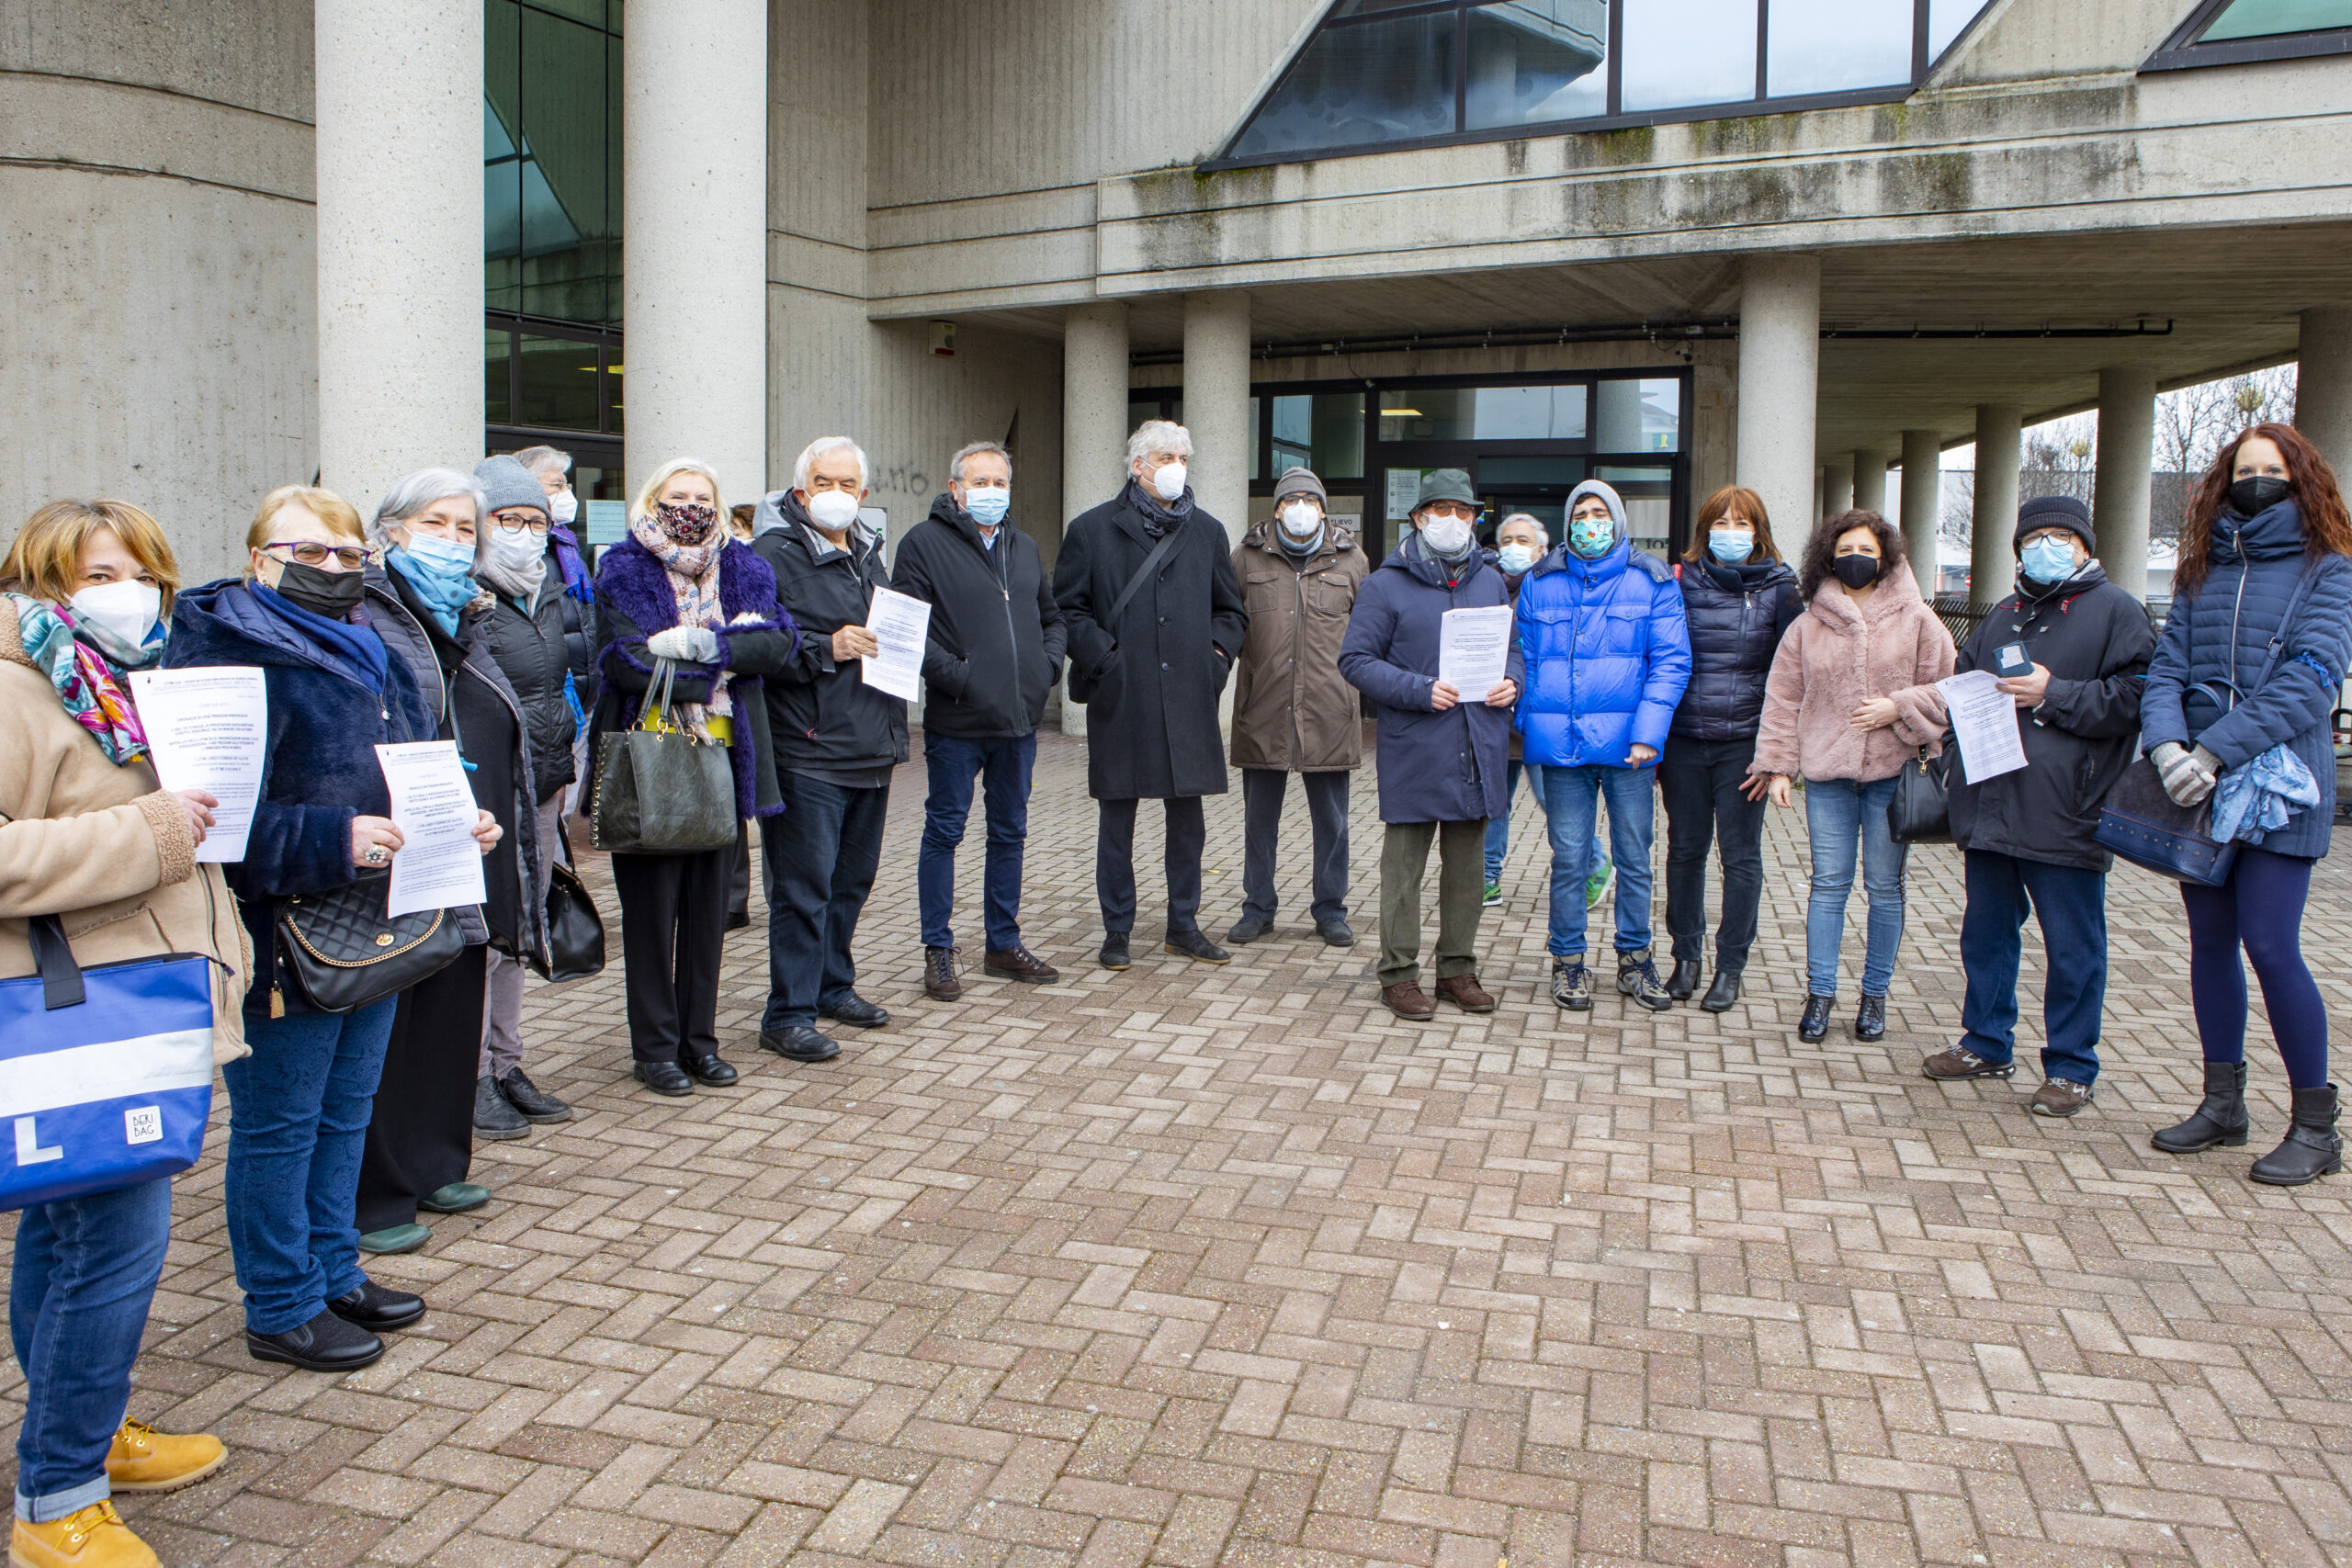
[1229,521,1371,773]
[1750,566,1955,785]
[0,598,251,1062]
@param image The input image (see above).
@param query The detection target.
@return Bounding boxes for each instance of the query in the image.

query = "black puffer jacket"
[481,558,595,805]
[752,496,910,775]
[1668,557,1803,741]
[890,492,1066,739]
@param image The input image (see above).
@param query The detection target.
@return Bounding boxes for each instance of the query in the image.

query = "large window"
[1214,0,1997,166]
[2143,0,2352,69]
[486,0,622,328]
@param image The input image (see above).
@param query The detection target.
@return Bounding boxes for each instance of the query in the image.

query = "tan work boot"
[106,1418,227,1494]
[11,1501,159,1568]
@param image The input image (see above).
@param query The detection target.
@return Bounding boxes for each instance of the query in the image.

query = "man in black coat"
[1922,495,2155,1117]
[892,441,1068,1000]
[1054,419,1249,970]
[750,438,910,1063]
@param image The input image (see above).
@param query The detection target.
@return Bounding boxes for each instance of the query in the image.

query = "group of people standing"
[0,413,2347,1566]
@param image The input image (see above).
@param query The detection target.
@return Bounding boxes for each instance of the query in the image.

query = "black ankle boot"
[1665,959,1702,1000]
[1797,995,1832,1043]
[1854,994,1887,1042]
[2251,1083,2342,1186]
[2151,1061,2250,1154]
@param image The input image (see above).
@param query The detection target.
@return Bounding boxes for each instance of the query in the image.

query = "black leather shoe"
[684,1054,739,1087]
[497,1067,572,1123]
[819,994,889,1029]
[1100,933,1131,970]
[1226,915,1274,945]
[1666,959,1702,1001]
[1316,918,1356,948]
[247,1307,383,1372]
[1797,994,1833,1043]
[328,1279,425,1332]
[634,1060,694,1096]
[759,1026,841,1063]
[1855,994,1887,1042]
[1165,929,1230,964]
[1701,971,1742,1012]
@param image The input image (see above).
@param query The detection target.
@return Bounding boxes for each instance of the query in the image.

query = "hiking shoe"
[984,944,1059,984]
[2030,1078,2094,1118]
[1922,1046,2017,1080]
[1482,880,1502,907]
[923,945,963,1000]
[1550,957,1590,1011]
[1616,948,1672,1011]
[1585,858,1613,908]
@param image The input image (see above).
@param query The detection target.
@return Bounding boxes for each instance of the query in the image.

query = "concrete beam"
[1734,255,1822,547]
[2094,366,2157,601]
[1058,300,1130,738]
[2301,307,2352,483]
[1182,290,1253,549]
[1899,429,1942,597]
[1971,404,2023,606]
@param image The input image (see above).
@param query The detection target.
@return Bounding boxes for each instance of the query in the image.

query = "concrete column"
[1058,301,1131,737]
[1822,461,1854,517]
[2300,307,2352,482]
[1853,449,1889,513]
[1899,429,1943,597]
[2094,366,2157,601]
[1182,290,1253,548]
[1734,254,1823,541]
[1970,403,2023,606]
[623,0,768,500]
[314,2,481,513]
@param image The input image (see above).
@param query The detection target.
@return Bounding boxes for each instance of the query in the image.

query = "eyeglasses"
[261,541,369,570]
[492,513,551,535]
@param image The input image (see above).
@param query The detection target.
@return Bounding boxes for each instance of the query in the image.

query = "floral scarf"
[628,503,732,723]
[5,592,164,766]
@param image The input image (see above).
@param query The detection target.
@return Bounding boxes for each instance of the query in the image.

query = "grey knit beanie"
[474,455,550,518]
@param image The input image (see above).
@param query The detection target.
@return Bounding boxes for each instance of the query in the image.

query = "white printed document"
[1438,605,1514,696]
[1936,669,2029,784]
[375,740,487,918]
[861,586,932,703]
[127,667,266,863]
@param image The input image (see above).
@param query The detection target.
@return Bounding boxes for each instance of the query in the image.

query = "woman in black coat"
[1658,486,1802,1011]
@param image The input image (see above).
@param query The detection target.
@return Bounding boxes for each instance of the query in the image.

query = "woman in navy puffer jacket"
[1659,486,1802,1013]
[2142,423,2352,1187]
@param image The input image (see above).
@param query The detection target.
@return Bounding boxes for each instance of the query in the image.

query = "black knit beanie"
[2013,494,2094,556]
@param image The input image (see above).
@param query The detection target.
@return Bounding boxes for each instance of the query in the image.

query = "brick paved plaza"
[17,732,2352,1568]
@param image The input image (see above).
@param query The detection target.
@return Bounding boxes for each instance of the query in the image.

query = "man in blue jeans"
[891,441,1068,998]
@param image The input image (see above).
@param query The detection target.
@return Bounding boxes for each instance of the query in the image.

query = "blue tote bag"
[0,915,214,1211]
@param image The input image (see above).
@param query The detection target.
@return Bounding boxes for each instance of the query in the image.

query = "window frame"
[487,310,623,440]
[2140,0,2352,72]
[1204,0,1985,170]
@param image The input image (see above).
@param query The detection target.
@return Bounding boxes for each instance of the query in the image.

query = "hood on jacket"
[1564,479,1628,554]
[923,489,1013,555]
[1383,530,1493,589]
[753,489,791,536]
[2211,499,2309,565]
[1806,552,1929,633]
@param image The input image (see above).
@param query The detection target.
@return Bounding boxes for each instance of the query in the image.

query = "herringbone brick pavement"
[7,731,2352,1568]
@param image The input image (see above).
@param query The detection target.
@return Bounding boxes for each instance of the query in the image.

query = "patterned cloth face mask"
[656,502,718,544]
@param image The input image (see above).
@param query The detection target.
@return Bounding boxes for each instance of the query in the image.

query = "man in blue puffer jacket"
[1518,479,1691,1012]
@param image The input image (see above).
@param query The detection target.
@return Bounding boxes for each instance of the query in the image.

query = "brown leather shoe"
[1433,974,1496,1013]
[983,944,1060,985]
[1380,981,1436,1021]
[922,946,962,1001]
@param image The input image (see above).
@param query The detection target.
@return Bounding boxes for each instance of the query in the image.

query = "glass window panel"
[1477,456,1587,486]
[1378,387,1477,441]
[1250,396,1263,480]
[1229,12,1459,159]
[1767,0,1912,96]
[1270,392,1368,479]
[605,355,622,434]
[486,328,512,425]
[1472,384,1587,440]
[1928,0,1994,56]
[1622,0,1755,111]
[516,334,601,432]
[2200,0,2352,39]
[1465,0,1608,130]
[1593,379,1680,452]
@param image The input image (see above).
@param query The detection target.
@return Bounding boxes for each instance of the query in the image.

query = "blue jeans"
[10,1176,172,1521]
[1542,764,1656,957]
[919,734,1035,953]
[220,997,400,1334]
[1486,761,1606,883]
[763,771,890,1030]
[1804,777,1906,998]
[1958,851,2106,1087]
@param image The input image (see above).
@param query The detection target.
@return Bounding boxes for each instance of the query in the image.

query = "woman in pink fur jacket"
[1750,510,1955,1046]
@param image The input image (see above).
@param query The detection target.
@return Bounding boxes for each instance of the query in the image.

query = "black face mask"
[2229,475,2291,518]
[272,559,365,618]
[1832,553,1882,590]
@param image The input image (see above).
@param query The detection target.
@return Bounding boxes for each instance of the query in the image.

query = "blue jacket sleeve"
[233,801,357,900]
[1631,576,1694,751]
[2139,585,2195,754]
[2196,560,2352,768]
[1339,578,1431,712]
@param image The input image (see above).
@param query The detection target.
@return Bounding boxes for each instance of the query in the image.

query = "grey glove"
[645,625,719,663]
[2152,740,2222,807]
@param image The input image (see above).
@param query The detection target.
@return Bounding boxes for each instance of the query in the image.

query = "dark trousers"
[728,818,752,925]
[1957,851,2107,1087]
[357,944,488,1233]
[1658,733,1769,973]
[1097,795,1206,937]
[1378,818,1487,987]
[919,733,1036,953]
[1240,769,1351,925]
[763,772,890,1030]
[2183,846,2327,1088]
[611,846,730,1064]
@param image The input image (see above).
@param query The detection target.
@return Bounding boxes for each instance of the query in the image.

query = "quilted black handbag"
[277,873,464,1014]
[1887,741,1953,844]
[591,658,738,853]
[528,820,605,983]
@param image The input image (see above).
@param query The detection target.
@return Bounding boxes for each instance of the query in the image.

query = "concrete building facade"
[6,0,2350,625]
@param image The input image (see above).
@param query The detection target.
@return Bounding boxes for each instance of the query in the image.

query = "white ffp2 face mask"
[1419,516,1474,558]
[70,580,162,647]
[1150,462,1188,502]
[548,488,578,525]
[808,490,861,531]
[1279,502,1322,538]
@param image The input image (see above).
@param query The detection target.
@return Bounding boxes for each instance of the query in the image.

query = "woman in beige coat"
[1750,510,1954,1045]
[0,500,245,1567]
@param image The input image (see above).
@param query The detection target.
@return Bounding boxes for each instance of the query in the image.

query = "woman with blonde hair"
[588,459,796,1093]
[0,500,247,1564]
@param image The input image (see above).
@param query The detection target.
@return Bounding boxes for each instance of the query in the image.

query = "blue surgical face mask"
[401,531,476,577]
[1708,527,1755,564]
[1496,543,1537,577]
[2020,536,2078,585]
[964,484,1009,526]
[1569,515,1614,558]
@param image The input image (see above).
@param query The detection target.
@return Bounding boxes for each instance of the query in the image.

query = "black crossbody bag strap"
[1104,529,1186,637]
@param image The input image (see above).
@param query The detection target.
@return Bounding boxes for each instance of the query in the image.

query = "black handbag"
[2094,757,2238,886]
[529,820,606,982]
[591,657,739,853]
[1887,741,1953,844]
[277,874,464,1014]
